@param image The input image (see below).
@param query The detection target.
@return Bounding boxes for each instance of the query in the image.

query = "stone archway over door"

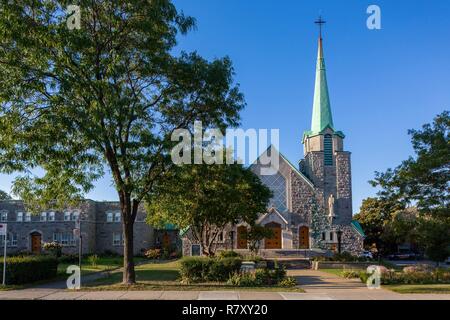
[30,232,42,254]
[299,226,309,249]
[264,222,282,249]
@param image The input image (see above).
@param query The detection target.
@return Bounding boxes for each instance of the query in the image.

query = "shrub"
[180,257,242,283]
[87,254,99,267]
[58,254,78,264]
[144,248,161,260]
[342,270,360,279]
[226,272,261,287]
[43,242,63,258]
[279,277,297,287]
[217,251,242,259]
[227,267,289,287]
[0,255,58,285]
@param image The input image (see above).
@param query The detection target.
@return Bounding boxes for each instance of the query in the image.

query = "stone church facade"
[182,34,365,256]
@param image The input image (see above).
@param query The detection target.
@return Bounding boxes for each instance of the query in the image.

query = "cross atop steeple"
[314,15,326,38]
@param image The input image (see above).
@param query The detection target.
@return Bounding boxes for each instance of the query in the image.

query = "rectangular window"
[0,233,17,247]
[113,212,121,223]
[40,212,47,222]
[0,212,7,222]
[217,232,224,242]
[106,212,113,223]
[322,232,326,241]
[16,212,23,222]
[71,211,79,221]
[64,211,71,221]
[113,232,123,246]
[25,212,31,222]
[48,211,55,222]
[53,232,76,246]
[330,232,334,241]
[191,244,201,256]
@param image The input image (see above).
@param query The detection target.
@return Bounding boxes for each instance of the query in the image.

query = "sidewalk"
[0,269,449,300]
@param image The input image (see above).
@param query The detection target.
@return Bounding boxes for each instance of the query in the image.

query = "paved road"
[0,269,448,300]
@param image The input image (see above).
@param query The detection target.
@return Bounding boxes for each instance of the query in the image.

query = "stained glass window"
[259,172,287,212]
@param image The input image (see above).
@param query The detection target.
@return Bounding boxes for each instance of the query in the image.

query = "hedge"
[0,255,59,285]
[180,256,242,282]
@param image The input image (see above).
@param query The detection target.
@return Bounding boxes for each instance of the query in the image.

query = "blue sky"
[1,0,449,214]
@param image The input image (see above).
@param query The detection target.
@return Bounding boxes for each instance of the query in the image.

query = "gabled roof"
[256,206,288,225]
[351,220,366,238]
[250,144,314,189]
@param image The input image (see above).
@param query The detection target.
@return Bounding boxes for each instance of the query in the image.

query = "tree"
[0,190,11,200]
[146,156,272,256]
[353,197,404,254]
[381,208,419,253]
[0,1,244,283]
[371,111,450,263]
[244,225,274,254]
[371,111,449,217]
[418,216,450,265]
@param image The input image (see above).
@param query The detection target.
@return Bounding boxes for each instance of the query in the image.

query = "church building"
[182,31,365,256]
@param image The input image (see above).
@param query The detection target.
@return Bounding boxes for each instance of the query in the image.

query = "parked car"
[360,251,373,259]
[387,250,423,260]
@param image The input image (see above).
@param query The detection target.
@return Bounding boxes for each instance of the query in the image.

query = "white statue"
[328,194,335,218]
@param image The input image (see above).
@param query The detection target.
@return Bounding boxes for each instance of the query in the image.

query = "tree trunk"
[123,220,135,284]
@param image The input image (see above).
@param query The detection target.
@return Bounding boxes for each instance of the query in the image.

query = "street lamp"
[337,230,343,254]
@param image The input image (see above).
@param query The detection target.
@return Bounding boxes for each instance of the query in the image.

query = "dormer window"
[324,134,333,166]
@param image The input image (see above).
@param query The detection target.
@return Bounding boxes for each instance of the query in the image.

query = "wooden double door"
[264,222,282,249]
[299,226,310,249]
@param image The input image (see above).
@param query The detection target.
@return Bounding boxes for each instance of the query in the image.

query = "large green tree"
[371,111,450,263]
[0,1,244,283]
[353,197,404,254]
[0,189,11,200]
[146,156,272,256]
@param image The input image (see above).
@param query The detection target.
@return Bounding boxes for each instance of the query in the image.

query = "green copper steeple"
[303,31,344,141]
[311,36,334,133]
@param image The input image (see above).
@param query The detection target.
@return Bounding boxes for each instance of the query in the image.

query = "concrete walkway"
[0,269,449,300]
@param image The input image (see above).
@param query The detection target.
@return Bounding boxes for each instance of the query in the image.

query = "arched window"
[324,134,333,166]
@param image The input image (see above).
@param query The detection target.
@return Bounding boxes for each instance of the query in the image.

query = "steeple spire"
[310,17,334,133]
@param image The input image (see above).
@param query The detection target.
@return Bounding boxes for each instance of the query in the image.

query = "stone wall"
[0,200,155,256]
[335,151,353,225]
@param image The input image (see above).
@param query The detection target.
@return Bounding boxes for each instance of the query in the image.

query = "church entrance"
[264,222,282,249]
[299,226,309,249]
[236,226,247,249]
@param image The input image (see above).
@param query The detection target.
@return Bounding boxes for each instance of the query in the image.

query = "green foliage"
[179,256,242,283]
[216,250,242,259]
[226,267,288,287]
[0,190,11,200]
[87,254,99,267]
[146,158,271,256]
[0,255,58,285]
[370,112,450,263]
[0,0,244,282]
[244,225,274,254]
[279,277,297,287]
[58,254,78,264]
[353,197,405,254]
[342,270,361,279]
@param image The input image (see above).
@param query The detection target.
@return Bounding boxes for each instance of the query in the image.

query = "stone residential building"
[182,33,365,256]
[0,199,177,256]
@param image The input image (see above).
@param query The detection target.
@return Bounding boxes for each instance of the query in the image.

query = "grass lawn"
[384,284,450,294]
[320,269,345,277]
[57,256,146,277]
[82,260,304,292]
